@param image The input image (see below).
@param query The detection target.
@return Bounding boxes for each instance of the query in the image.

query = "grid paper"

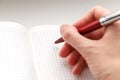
[30,25,95,80]
[0,22,36,80]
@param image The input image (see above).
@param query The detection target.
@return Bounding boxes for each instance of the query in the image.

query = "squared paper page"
[0,22,36,80]
[30,25,95,80]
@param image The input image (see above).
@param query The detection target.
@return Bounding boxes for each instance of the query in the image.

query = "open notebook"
[0,21,94,80]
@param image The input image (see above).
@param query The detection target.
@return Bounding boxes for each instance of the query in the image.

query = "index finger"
[73,6,110,28]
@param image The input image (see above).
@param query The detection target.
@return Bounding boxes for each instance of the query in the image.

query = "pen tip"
[54,38,64,44]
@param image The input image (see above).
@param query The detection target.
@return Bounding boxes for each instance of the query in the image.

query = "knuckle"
[62,29,73,41]
[61,24,69,27]
[60,24,75,42]
[60,24,70,32]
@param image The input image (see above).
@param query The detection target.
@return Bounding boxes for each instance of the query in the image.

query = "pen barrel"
[55,20,101,44]
[77,20,101,35]
[55,9,120,44]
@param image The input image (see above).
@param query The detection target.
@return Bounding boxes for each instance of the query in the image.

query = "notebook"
[0,21,94,80]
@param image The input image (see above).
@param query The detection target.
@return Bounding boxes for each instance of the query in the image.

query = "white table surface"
[0,0,120,27]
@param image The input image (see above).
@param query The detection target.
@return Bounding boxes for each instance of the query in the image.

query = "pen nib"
[54,38,64,44]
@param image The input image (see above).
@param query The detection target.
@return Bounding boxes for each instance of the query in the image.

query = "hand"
[59,6,109,75]
[59,6,120,80]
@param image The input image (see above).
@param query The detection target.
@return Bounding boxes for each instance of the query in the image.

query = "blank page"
[0,22,36,80]
[30,25,94,80]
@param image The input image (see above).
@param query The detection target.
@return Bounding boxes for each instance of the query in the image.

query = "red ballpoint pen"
[55,9,120,44]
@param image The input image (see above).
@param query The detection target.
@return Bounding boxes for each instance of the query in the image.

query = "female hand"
[59,6,120,80]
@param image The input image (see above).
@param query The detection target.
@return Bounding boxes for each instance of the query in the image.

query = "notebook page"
[30,25,94,80]
[0,22,36,80]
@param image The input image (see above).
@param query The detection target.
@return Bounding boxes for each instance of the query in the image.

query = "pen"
[55,9,120,44]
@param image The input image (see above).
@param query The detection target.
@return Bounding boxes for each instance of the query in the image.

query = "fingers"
[63,49,86,75]
[59,6,110,76]
[60,24,92,52]
[60,49,86,75]
[72,57,86,75]
[73,6,110,40]
[73,6,110,28]
[60,25,89,75]
[59,43,73,58]
[67,50,80,65]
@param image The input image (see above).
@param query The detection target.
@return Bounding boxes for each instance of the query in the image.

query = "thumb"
[60,24,93,53]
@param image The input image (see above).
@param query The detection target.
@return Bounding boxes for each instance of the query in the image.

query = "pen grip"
[77,20,101,35]
[55,20,102,44]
